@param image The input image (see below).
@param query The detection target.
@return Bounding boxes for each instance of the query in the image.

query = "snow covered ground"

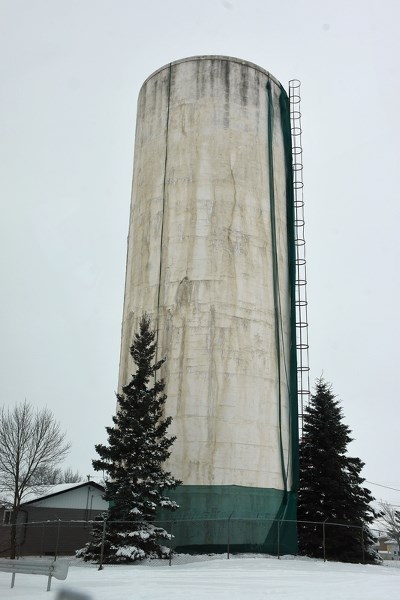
[1,555,400,600]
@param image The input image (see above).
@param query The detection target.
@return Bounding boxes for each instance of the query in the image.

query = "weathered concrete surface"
[119,56,293,492]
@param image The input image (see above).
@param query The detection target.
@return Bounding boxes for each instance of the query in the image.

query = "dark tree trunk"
[10,508,18,559]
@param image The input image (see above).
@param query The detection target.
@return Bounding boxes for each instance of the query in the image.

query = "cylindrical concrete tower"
[119,56,298,553]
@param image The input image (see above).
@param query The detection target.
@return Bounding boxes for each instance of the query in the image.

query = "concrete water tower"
[118,56,298,553]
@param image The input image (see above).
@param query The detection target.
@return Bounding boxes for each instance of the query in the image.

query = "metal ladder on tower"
[289,79,310,434]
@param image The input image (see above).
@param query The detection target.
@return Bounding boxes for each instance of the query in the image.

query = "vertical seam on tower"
[279,85,299,494]
[155,63,172,367]
[267,80,288,495]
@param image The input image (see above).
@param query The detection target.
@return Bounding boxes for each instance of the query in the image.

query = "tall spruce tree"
[298,378,378,563]
[78,315,181,563]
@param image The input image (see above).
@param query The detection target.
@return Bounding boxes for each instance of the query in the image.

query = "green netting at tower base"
[157,485,297,555]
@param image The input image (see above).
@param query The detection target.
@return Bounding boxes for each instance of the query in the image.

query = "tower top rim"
[141,55,283,89]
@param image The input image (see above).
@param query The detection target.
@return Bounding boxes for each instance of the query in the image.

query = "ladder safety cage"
[289,79,310,433]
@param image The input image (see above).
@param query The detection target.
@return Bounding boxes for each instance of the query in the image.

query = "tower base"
[157,485,297,555]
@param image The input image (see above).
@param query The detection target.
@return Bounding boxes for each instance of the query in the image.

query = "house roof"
[0,481,104,508]
[0,497,12,509]
[21,481,105,505]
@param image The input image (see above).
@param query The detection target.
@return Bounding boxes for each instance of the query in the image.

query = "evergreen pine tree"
[77,315,181,563]
[298,378,378,563]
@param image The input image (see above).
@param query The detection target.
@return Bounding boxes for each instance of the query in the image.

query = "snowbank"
[1,555,399,599]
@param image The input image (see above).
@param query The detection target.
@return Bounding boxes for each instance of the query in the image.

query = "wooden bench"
[0,557,69,591]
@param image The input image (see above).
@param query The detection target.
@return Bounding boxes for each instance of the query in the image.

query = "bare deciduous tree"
[29,465,81,485]
[378,501,400,552]
[0,401,70,558]
[62,467,81,483]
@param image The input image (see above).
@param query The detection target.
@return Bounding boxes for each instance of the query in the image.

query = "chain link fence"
[0,517,387,565]
[0,520,93,558]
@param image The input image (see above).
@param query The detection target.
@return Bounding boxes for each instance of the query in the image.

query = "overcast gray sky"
[1,0,399,507]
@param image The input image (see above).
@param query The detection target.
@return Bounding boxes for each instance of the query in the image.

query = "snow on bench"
[0,557,69,591]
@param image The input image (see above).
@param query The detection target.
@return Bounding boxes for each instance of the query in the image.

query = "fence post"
[98,518,107,571]
[277,520,281,559]
[361,526,365,564]
[227,516,231,560]
[322,519,328,562]
[40,522,45,557]
[55,520,61,559]
[169,521,174,567]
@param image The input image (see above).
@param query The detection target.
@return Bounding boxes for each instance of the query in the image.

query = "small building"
[376,536,400,561]
[0,481,108,557]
